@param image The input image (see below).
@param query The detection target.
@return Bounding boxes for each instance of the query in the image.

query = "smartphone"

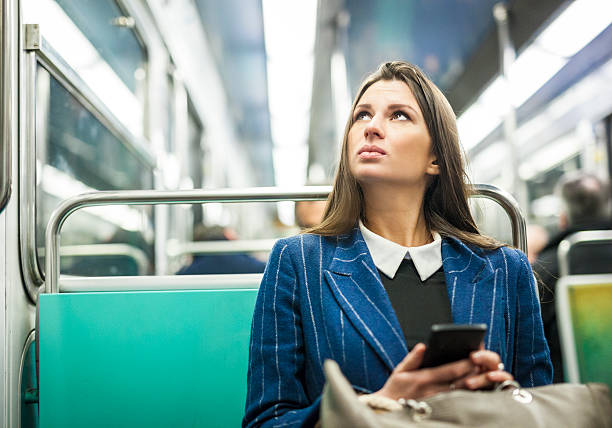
[419,323,487,368]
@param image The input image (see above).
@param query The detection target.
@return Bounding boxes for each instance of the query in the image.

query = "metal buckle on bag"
[397,398,433,421]
[494,380,533,404]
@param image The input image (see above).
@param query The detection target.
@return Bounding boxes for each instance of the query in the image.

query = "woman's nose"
[363,115,384,139]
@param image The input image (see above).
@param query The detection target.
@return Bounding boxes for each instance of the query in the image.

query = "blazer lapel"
[442,237,497,326]
[325,228,408,372]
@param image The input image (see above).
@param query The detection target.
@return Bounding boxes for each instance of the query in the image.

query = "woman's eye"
[355,111,371,121]
[391,111,409,120]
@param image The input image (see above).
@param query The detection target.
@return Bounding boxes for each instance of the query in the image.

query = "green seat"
[557,275,612,391]
[39,289,258,428]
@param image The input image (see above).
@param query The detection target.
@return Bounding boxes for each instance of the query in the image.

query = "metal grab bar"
[45,184,525,294]
[38,244,150,276]
[557,230,612,277]
[0,0,18,214]
[45,186,331,293]
[166,239,277,257]
[471,183,526,253]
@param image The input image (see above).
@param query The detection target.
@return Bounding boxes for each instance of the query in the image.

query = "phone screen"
[420,323,487,368]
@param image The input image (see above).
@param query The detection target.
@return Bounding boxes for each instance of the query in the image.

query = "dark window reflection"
[35,67,154,276]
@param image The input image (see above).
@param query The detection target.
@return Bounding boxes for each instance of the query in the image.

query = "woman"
[243,61,552,427]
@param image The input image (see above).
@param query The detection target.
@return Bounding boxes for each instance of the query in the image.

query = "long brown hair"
[308,61,501,250]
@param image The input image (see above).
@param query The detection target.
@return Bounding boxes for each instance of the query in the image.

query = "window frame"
[20,29,156,302]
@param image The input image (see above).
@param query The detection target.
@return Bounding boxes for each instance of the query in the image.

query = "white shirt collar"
[359,220,442,282]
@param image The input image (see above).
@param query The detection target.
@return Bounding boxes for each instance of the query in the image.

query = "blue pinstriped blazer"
[243,227,552,427]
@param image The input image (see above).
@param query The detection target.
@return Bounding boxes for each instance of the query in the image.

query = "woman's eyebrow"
[387,103,419,115]
[355,103,419,116]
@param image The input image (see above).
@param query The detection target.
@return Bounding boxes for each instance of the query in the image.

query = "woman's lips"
[358,151,386,160]
[358,145,386,160]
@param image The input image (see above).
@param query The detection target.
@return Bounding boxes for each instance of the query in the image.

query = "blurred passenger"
[527,223,549,264]
[295,199,327,229]
[176,224,266,275]
[244,61,551,428]
[535,171,612,383]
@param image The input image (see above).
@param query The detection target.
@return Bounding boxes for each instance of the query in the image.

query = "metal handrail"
[166,239,277,257]
[38,244,150,276]
[0,0,17,214]
[557,230,612,277]
[45,186,331,293]
[471,183,527,253]
[44,184,525,294]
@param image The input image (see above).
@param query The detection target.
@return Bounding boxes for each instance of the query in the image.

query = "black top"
[378,258,452,349]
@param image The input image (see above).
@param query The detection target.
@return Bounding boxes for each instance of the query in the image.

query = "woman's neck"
[361,182,431,247]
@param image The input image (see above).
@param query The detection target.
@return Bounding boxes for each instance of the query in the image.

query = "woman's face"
[347,79,439,189]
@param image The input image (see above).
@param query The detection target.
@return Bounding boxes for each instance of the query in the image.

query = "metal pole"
[493,3,528,212]
[0,0,17,214]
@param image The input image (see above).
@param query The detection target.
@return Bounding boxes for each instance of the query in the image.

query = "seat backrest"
[39,288,258,428]
[556,274,612,390]
[558,230,612,276]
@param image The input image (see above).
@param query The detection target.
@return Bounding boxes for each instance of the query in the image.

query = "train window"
[23,0,147,137]
[188,102,204,225]
[34,67,155,276]
[51,0,146,97]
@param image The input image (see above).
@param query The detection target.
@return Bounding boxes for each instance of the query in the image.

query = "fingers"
[454,366,514,390]
[395,343,426,372]
[420,358,475,384]
[470,350,501,372]
[486,370,514,383]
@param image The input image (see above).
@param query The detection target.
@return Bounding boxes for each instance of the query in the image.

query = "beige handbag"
[320,360,612,428]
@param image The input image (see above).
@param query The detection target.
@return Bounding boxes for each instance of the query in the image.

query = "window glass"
[35,67,154,276]
[187,103,204,225]
[54,0,146,96]
[23,0,146,137]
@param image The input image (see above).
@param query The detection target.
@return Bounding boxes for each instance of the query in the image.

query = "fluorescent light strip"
[458,0,612,150]
[263,0,318,224]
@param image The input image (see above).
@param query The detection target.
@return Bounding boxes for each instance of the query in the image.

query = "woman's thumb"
[395,343,426,372]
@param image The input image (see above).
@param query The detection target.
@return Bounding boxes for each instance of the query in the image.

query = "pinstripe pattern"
[332,253,368,263]
[502,248,510,354]
[340,311,346,365]
[320,236,334,359]
[447,252,474,274]
[328,273,395,368]
[350,274,407,352]
[300,236,322,367]
[244,232,552,428]
[273,258,282,408]
[361,259,383,286]
[337,239,365,250]
[362,339,370,386]
[523,257,537,387]
[468,282,477,323]
[487,269,499,348]
[291,277,298,384]
[273,245,288,412]
[272,422,300,427]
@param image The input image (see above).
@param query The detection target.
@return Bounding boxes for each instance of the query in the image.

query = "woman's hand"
[452,348,514,390]
[371,343,478,401]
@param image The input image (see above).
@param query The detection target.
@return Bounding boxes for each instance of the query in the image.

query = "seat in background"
[556,274,612,393]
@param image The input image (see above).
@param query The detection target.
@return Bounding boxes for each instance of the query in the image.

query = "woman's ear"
[427,156,440,176]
